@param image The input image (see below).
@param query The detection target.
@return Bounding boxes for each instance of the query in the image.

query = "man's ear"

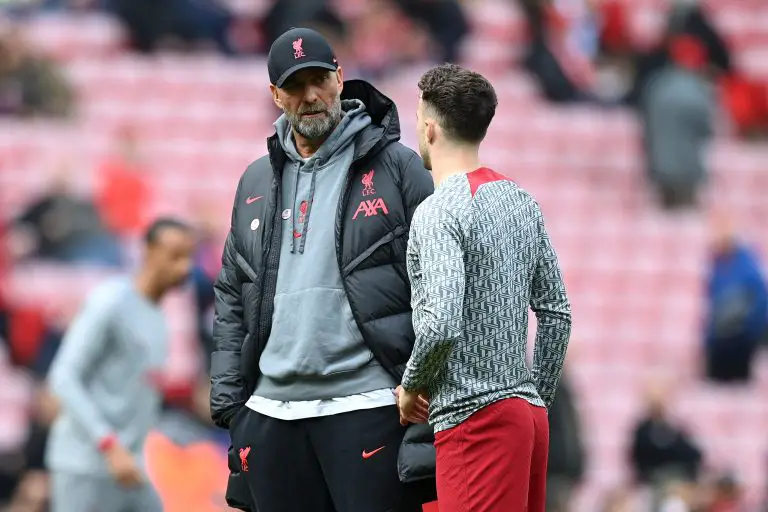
[270,84,282,110]
[336,67,344,93]
[426,120,436,145]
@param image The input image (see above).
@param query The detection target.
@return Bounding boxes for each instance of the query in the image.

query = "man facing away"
[210,27,435,512]
[45,218,196,512]
[397,63,572,512]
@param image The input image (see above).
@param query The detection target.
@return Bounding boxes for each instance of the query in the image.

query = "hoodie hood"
[341,79,402,159]
[274,98,372,164]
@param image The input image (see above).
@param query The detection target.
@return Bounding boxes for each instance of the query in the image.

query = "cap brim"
[274,61,338,88]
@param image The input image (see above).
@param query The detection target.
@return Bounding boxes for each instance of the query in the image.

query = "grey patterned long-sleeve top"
[401,167,572,433]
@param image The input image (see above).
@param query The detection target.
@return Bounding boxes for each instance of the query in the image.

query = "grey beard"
[287,99,343,140]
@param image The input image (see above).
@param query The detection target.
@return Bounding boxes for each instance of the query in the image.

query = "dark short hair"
[144,217,193,246]
[418,63,498,144]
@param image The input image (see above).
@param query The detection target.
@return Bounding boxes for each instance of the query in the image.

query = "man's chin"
[296,123,334,140]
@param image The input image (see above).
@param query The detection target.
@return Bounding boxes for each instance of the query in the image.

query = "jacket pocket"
[210,350,247,427]
[397,423,437,483]
[226,472,253,511]
[235,253,259,285]
[342,225,406,277]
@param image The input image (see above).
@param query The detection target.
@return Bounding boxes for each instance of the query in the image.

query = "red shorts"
[434,398,549,512]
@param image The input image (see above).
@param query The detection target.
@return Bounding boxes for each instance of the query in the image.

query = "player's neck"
[134,270,164,303]
[430,148,480,188]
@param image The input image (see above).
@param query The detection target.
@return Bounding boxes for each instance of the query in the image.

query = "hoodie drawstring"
[290,162,318,255]
[297,170,317,255]
[290,162,301,254]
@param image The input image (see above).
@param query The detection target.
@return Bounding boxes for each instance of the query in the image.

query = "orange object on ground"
[144,431,230,511]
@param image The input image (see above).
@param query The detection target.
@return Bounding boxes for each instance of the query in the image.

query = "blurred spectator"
[0,301,48,370]
[0,222,54,371]
[105,0,237,54]
[0,25,73,118]
[627,0,730,108]
[666,0,730,73]
[0,418,24,507]
[0,0,98,14]
[190,211,222,373]
[391,0,468,63]
[704,213,767,383]
[555,0,599,63]
[263,0,454,80]
[3,384,58,512]
[630,384,702,491]
[658,480,700,512]
[94,126,152,239]
[720,75,768,140]
[345,0,429,79]
[520,0,591,103]
[640,34,714,210]
[597,0,630,57]
[602,487,640,512]
[261,0,336,47]
[546,374,586,512]
[707,473,744,512]
[9,166,123,267]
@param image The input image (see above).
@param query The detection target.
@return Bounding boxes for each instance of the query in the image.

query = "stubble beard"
[419,139,432,171]
[287,94,343,141]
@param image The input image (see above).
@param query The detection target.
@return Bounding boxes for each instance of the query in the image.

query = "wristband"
[97,434,117,453]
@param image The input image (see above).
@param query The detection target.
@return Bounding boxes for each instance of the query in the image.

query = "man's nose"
[303,84,321,103]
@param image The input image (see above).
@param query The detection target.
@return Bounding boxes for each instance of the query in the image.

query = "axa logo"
[361,169,376,196]
[353,198,389,219]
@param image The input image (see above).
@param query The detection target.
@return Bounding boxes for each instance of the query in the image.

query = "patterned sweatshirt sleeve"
[530,207,572,408]
[402,206,466,392]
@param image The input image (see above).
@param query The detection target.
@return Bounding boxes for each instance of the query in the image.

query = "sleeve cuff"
[401,371,419,393]
[97,434,117,453]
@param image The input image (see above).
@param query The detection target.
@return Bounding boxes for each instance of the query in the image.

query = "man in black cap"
[210,27,436,512]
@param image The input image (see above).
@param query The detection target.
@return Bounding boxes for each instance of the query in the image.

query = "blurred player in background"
[45,218,195,512]
[398,63,572,512]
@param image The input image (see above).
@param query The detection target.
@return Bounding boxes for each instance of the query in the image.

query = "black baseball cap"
[267,28,339,88]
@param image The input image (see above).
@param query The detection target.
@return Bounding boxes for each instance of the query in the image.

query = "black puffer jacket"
[210,80,436,510]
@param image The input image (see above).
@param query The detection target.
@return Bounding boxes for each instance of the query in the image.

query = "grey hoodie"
[253,99,396,401]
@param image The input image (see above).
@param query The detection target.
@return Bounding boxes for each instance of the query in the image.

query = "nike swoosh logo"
[362,446,385,459]
[246,196,263,204]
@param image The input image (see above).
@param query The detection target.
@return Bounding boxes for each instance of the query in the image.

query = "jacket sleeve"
[210,189,248,429]
[400,150,434,224]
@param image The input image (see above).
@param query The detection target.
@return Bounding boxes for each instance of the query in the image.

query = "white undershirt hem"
[245,388,397,421]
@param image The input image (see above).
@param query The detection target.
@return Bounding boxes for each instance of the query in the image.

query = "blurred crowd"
[0,1,767,511]
[2,0,767,209]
